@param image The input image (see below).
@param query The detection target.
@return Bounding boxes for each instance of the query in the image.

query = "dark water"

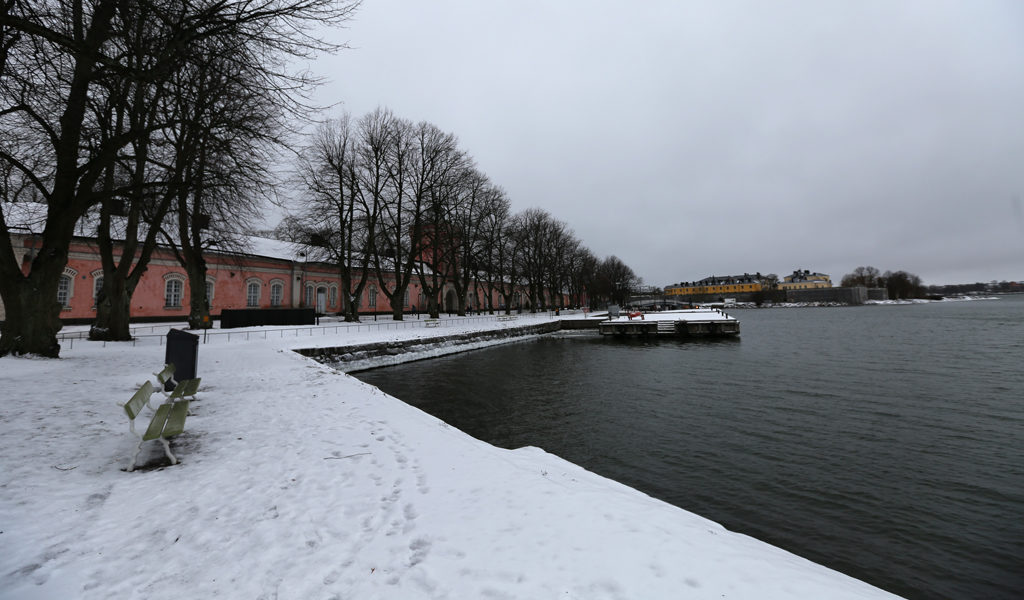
[355,297,1024,600]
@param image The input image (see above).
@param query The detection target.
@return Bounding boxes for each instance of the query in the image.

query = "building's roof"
[4,201,306,262]
[671,274,763,287]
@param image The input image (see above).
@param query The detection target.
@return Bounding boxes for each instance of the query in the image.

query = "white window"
[305,284,314,307]
[270,282,283,307]
[329,286,337,308]
[368,286,377,308]
[403,289,410,308]
[165,279,183,307]
[246,281,261,307]
[57,275,72,307]
[205,279,215,303]
[93,276,104,304]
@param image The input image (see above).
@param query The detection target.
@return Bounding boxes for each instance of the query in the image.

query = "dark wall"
[220,308,316,329]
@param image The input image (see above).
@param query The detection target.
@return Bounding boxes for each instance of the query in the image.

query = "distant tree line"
[841,266,926,300]
[279,109,640,321]
[926,281,1023,295]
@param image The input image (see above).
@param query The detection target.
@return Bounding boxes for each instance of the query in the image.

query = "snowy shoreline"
[0,315,902,599]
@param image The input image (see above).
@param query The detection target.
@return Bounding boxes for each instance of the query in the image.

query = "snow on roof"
[3,201,305,262]
[242,235,303,261]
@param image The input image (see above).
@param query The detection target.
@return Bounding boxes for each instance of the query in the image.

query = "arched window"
[368,285,377,308]
[270,281,284,307]
[329,285,338,308]
[246,280,261,307]
[403,288,410,308]
[91,269,105,306]
[165,279,183,308]
[305,284,314,308]
[56,266,78,308]
[57,275,72,307]
[205,278,216,303]
[93,279,105,304]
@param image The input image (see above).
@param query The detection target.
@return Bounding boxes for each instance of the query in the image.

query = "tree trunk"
[185,259,210,329]
[0,275,63,358]
[90,278,133,340]
[343,295,360,322]
[391,284,407,320]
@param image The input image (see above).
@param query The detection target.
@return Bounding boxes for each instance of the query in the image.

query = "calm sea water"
[355,297,1024,600]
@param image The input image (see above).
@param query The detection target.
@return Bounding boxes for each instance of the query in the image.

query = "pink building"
[4,230,524,323]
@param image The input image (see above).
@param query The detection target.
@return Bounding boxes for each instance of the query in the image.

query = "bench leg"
[158,437,178,466]
[127,439,144,472]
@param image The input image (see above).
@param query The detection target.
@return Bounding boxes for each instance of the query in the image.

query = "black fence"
[220,308,316,329]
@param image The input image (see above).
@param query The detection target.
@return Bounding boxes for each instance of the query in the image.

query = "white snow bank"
[0,315,902,599]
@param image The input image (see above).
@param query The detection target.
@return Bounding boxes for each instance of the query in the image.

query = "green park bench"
[121,374,198,472]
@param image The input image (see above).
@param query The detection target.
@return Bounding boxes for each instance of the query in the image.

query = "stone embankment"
[295,320,562,371]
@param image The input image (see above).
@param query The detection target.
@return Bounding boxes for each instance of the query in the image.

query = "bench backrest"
[178,377,200,397]
[124,380,155,420]
[154,363,176,386]
[167,377,201,400]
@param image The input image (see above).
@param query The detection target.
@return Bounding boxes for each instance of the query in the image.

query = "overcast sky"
[306,0,1024,286]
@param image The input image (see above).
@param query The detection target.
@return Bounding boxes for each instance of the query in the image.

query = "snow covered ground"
[0,314,902,599]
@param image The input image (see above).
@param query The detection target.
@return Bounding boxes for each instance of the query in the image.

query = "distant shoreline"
[718,295,1003,309]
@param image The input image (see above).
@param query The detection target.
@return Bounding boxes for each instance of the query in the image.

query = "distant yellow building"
[665,274,764,297]
[777,270,832,290]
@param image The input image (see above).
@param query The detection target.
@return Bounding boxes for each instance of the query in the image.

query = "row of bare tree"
[280,109,641,321]
[0,0,359,357]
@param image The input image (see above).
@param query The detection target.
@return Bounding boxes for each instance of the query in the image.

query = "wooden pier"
[597,309,740,338]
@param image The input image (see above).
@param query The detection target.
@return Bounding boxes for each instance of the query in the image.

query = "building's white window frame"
[269,279,284,307]
[245,277,262,308]
[57,267,78,308]
[304,283,315,308]
[329,284,338,308]
[164,273,186,308]
[90,269,104,308]
[368,285,377,308]
[205,277,216,305]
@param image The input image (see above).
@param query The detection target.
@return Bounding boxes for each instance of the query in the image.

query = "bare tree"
[492,211,529,313]
[880,269,925,300]
[289,114,377,321]
[89,1,181,341]
[568,246,597,308]
[160,36,292,329]
[515,208,575,311]
[592,255,639,307]
[475,186,511,314]
[409,122,464,318]
[447,171,501,315]
[841,266,882,288]
[367,110,420,320]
